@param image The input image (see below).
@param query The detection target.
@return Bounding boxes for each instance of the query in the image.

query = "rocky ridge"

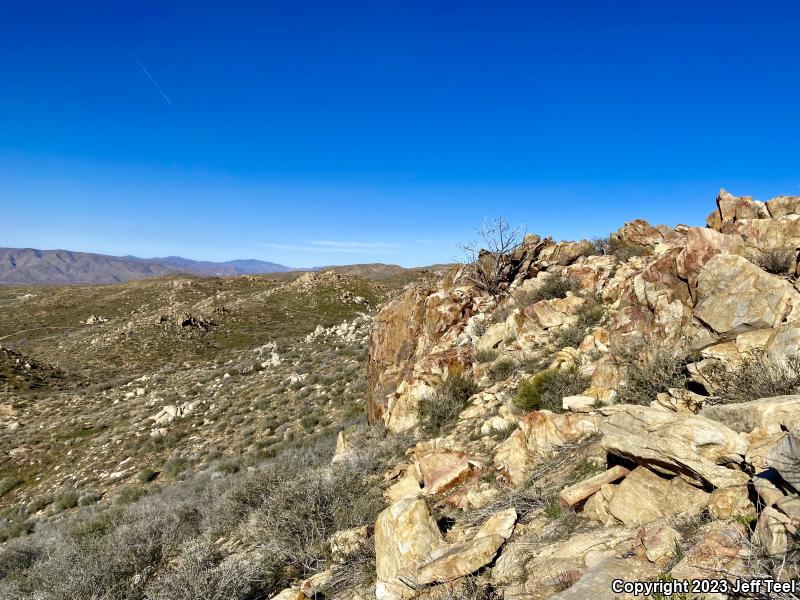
[267,190,800,599]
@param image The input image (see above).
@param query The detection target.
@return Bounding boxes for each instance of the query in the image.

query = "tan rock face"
[766,195,800,218]
[494,411,600,484]
[676,227,744,297]
[600,405,748,488]
[694,254,800,333]
[547,557,661,600]
[755,507,791,556]
[559,465,630,509]
[416,451,473,495]
[416,534,506,585]
[707,189,770,228]
[375,498,443,581]
[367,281,475,429]
[701,396,800,437]
[708,485,755,520]
[606,467,708,526]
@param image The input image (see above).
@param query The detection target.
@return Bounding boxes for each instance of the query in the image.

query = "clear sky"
[2,1,799,267]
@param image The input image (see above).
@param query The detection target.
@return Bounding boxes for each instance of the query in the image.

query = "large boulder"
[366,280,475,428]
[706,189,770,229]
[375,498,443,581]
[700,396,800,436]
[415,534,506,585]
[693,254,800,334]
[675,227,744,297]
[416,451,474,495]
[547,557,661,600]
[767,195,800,218]
[600,405,749,488]
[494,411,600,484]
[605,466,708,526]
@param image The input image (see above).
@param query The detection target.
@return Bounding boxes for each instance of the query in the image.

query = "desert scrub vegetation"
[475,348,499,363]
[549,293,606,351]
[418,371,480,435]
[704,351,800,404]
[515,274,580,307]
[488,356,516,382]
[0,425,407,599]
[752,247,796,275]
[614,340,688,405]
[590,236,650,261]
[514,366,591,413]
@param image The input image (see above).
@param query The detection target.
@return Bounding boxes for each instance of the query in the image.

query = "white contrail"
[123,43,171,104]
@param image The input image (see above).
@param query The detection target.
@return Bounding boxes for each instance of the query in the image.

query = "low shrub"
[488,357,516,382]
[754,247,795,275]
[475,349,499,364]
[591,236,650,261]
[704,351,800,404]
[615,340,687,405]
[0,477,22,499]
[515,275,581,307]
[54,491,79,511]
[418,372,480,435]
[514,367,591,413]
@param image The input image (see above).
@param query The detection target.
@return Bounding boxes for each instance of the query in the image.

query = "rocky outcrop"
[599,405,748,488]
[694,254,800,333]
[361,190,800,599]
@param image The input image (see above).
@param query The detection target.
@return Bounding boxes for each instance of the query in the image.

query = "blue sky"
[1,1,799,267]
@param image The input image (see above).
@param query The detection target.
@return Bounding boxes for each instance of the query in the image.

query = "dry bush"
[704,351,800,404]
[0,426,405,600]
[418,372,480,435]
[615,340,688,405]
[754,247,796,275]
[459,218,525,297]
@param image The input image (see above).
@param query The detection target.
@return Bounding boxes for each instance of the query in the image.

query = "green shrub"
[514,367,590,413]
[516,275,581,307]
[591,236,650,261]
[78,493,101,507]
[54,491,80,511]
[488,357,516,382]
[418,372,480,435]
[137,467,159,484]
[0,477,22,499]
[475,349,499,363]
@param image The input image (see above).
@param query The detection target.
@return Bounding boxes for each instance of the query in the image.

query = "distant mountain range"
[0,248,296,284]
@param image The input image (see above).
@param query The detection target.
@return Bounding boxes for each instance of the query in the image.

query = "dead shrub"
[615,340,688,405]
[754,247,796,275]
[704,351,800,404]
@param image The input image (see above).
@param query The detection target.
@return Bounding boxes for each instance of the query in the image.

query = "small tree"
[459,218,525,297]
